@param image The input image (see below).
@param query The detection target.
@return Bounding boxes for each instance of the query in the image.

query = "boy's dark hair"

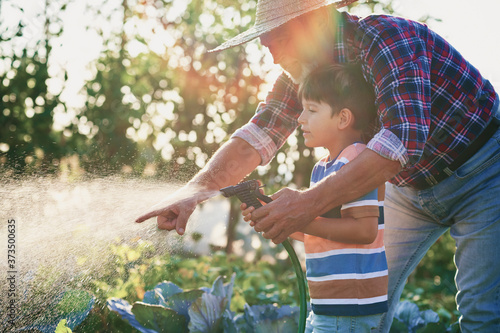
[298,63,377,134]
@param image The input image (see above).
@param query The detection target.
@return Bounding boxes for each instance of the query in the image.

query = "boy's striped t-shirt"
[305,143,388,316]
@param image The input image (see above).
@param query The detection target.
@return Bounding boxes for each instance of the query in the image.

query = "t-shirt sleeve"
[341,189,379,219]
[338,144,380,219]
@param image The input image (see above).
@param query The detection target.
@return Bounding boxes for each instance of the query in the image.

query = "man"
[136,0,500,331]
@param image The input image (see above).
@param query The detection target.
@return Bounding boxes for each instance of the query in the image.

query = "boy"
[242,64,388,332]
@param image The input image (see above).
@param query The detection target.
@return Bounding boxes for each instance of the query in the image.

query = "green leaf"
[132,302,188,333]
[142,282,183,305]
[420,309,439,324]
[210,275,226,297]
[254,317,298,333]
[166,289,204,319]
[188,293,227,333]
[394,301,440,333]
[203,273,236,310]
[56,290,94,315]
[394,301,422,330]
[54,319,72,333]
[222,309,238,333]
[238,304,299,333]
[107,298,158,333]
[17,290,94,333]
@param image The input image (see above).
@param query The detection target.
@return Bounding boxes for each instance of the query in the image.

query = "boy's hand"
[240,203,257,226]
[251,187,317,244]
[239,184,267,227]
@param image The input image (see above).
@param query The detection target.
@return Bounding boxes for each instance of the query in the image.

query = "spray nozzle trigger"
[220,180,272,208]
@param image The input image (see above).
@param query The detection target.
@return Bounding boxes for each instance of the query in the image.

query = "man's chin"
[282,69,300,84]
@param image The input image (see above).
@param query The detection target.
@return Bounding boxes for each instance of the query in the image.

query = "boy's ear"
[338,108,354,130]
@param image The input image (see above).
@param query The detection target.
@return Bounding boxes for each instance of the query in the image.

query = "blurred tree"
[72,0,265,180]
[65,0,264,252]
[0,0,70,175]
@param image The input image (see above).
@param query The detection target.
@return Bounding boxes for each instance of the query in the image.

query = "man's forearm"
[188,137,262,191]
[304,149,402,216]
[135,138,261,230]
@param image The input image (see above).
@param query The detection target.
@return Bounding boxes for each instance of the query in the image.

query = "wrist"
[302,186,328,220]
[183,178,219,204]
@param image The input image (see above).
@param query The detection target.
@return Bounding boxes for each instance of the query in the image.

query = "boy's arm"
[252,150,400,244]
[299,215,378,244]
[242,205,378,244]
[289,232,305,242]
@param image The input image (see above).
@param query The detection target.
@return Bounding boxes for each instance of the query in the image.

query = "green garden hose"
[219,180,308,333]
[282,239,308,333]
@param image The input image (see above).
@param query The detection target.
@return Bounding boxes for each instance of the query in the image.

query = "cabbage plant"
[16,290,94,333]
[392,300,440,333]
[107,274,301,333]
[108,274,238,333]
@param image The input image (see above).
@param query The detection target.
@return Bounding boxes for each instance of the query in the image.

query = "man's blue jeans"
[378,121,500,332]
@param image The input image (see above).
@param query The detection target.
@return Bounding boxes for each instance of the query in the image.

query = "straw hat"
[209,0,358,53]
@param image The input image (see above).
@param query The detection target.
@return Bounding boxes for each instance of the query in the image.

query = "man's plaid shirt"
[232,10,498,188]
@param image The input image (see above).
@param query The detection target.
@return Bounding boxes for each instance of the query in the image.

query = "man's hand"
[250,187,318,244]
[135,137,262,235]
[135,184,214,235]
[247,149,402,244]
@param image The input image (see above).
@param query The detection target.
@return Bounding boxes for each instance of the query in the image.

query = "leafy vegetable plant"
[54,319,73,333]
[391,300,440,333]
[108,274,301,333]
[108,274,237,333]
[234,304,301,333]
[17,290,94,333]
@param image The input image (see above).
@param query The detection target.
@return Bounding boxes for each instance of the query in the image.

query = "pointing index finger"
[135,209,162,223]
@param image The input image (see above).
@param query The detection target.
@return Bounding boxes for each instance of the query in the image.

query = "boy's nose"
[298,110,307,124]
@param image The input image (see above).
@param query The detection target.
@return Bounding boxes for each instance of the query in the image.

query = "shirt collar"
[331,10,361,63]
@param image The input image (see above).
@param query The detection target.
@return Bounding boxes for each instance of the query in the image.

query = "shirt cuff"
[367,128,409,167]
[232,122,278,166]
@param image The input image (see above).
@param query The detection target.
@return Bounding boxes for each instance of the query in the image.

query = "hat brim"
[208,0,358,53]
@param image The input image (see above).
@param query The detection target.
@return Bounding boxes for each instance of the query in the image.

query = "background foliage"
[4,239,457,332]
[1,0,420,183]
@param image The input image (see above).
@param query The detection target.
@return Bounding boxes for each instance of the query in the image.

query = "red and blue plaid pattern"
[233,11,497,188]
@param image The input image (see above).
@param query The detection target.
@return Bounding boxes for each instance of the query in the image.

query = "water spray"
[220,180,308,333]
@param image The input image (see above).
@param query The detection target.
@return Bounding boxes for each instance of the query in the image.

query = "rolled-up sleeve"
[367,128,409,167]
[232,122,277,165]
